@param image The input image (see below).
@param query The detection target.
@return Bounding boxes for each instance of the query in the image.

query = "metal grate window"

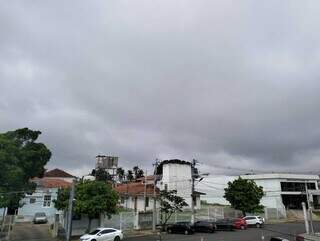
[43,195,51,207]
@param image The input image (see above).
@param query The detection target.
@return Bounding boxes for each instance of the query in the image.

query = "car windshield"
[89,229,100,235]
[35,213,46,217]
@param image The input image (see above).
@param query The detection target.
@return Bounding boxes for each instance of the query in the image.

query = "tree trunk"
[88,218,92,232]
[242,210,246,217]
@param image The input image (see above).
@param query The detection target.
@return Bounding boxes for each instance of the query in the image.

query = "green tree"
[54,180,119,231]
[224,177,264,216]
[132,166,144,179]
[0,128,51,212]
[126,170,134,182]
[91,168,113,182]
[116,167,125,182]
[159,190,188,230]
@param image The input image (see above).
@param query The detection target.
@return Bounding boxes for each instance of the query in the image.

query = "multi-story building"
[199,173,320,212]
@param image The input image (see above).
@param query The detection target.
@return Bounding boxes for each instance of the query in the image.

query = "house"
[198,173,320,213]
[155,159,204,210]
[17,177,72,222]
[115,177,159,212]
[43,168,76,183]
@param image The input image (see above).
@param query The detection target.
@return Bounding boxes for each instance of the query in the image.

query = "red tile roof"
[44,168,75,178]
[115,182,159,196]
[33,177,72,188]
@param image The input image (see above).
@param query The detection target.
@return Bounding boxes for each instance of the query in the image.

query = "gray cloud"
[1,0,320,176]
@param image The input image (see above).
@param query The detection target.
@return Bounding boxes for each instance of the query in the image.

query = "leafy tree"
[224,177,264,216]
[126,170,134,182]
[54,180,119,231]
[116,167,125,182]
[0,128,51,212]
[132,166,144,179]
[159,190,188,229]
[91,168,113,182]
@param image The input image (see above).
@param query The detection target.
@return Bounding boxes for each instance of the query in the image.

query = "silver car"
[33,212,47,224]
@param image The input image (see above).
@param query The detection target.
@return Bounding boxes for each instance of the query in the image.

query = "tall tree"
[91,168,113,182]
[126,170,134,182]
[224,177,264,216]
[116,167,125,182]
[159,190,188,230]
[0,128,51,212]
[54,180,119,231]
[132,166,144,179]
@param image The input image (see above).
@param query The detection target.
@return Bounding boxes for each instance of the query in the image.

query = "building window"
[145,197,149,207]
[30,198,36,204]
[164,184,168,191]
[120,197,125,204]
[43,195,51,207]
[281,182,317,192]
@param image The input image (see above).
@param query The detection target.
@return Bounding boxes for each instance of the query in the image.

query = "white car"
[243,216,265,228]
[80,228,123,241]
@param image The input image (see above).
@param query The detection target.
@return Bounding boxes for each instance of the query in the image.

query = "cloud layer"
[1,1,320,176]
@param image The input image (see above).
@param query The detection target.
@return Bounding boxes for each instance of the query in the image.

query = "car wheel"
[256,223,261,228]
[184,230,189,235]
[240,225,245,230]
[167,229,172,234]
[92,239,96,241]
[114,236,120,241]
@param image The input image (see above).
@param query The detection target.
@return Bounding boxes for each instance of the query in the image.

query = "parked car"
[167,222,195,235]
[296,233,320,241]
[231,218,247,230]
[215,218,234,231]
[194,220,217,233]
[33,212,47,224]
[270,238,289,241]
[80,228,123,241]
[243,216,264,228]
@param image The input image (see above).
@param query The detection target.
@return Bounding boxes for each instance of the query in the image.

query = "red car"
[232,218,247,230]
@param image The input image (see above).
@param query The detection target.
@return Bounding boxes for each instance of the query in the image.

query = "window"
[100,229,116,234]
[145,197,149,207]
[30,198,36,204]
[164,184,168,191]
[43,195,51,207]
[120,197,125,204]
[281,182,317,192]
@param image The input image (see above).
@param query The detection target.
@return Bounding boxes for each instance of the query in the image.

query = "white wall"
[161,163,193,207]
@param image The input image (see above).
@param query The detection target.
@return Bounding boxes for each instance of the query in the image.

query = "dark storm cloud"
[1,0,320,176]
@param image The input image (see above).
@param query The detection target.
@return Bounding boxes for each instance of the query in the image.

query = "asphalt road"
[126,222,320,241]
[11,222,57,241]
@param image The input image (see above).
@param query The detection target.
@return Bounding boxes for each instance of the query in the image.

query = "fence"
[0,216,13,241]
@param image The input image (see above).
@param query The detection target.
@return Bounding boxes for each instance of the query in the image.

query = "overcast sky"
[1,1,320,176]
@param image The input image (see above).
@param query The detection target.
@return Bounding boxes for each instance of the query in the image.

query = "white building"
[155,159,204,210]
[116,159,205,212]
[199,173,320,211]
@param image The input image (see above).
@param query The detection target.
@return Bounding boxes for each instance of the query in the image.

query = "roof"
[115,182,159,196]
[44,168,75,178]
[194,191,206,196]
[155,159,191,175]
[241,173,320,181]
[33,178,72,189]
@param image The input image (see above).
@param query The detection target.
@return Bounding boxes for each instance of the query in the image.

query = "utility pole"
[190,159,196,224]
[66,181,75,241]
[153,160,159,232]
[144,170,147,212]
[302,202,310,234]
[305,181,314,234]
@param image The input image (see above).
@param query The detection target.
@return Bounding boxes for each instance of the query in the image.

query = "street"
[11,222,57,241]
[126,222,320,241]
